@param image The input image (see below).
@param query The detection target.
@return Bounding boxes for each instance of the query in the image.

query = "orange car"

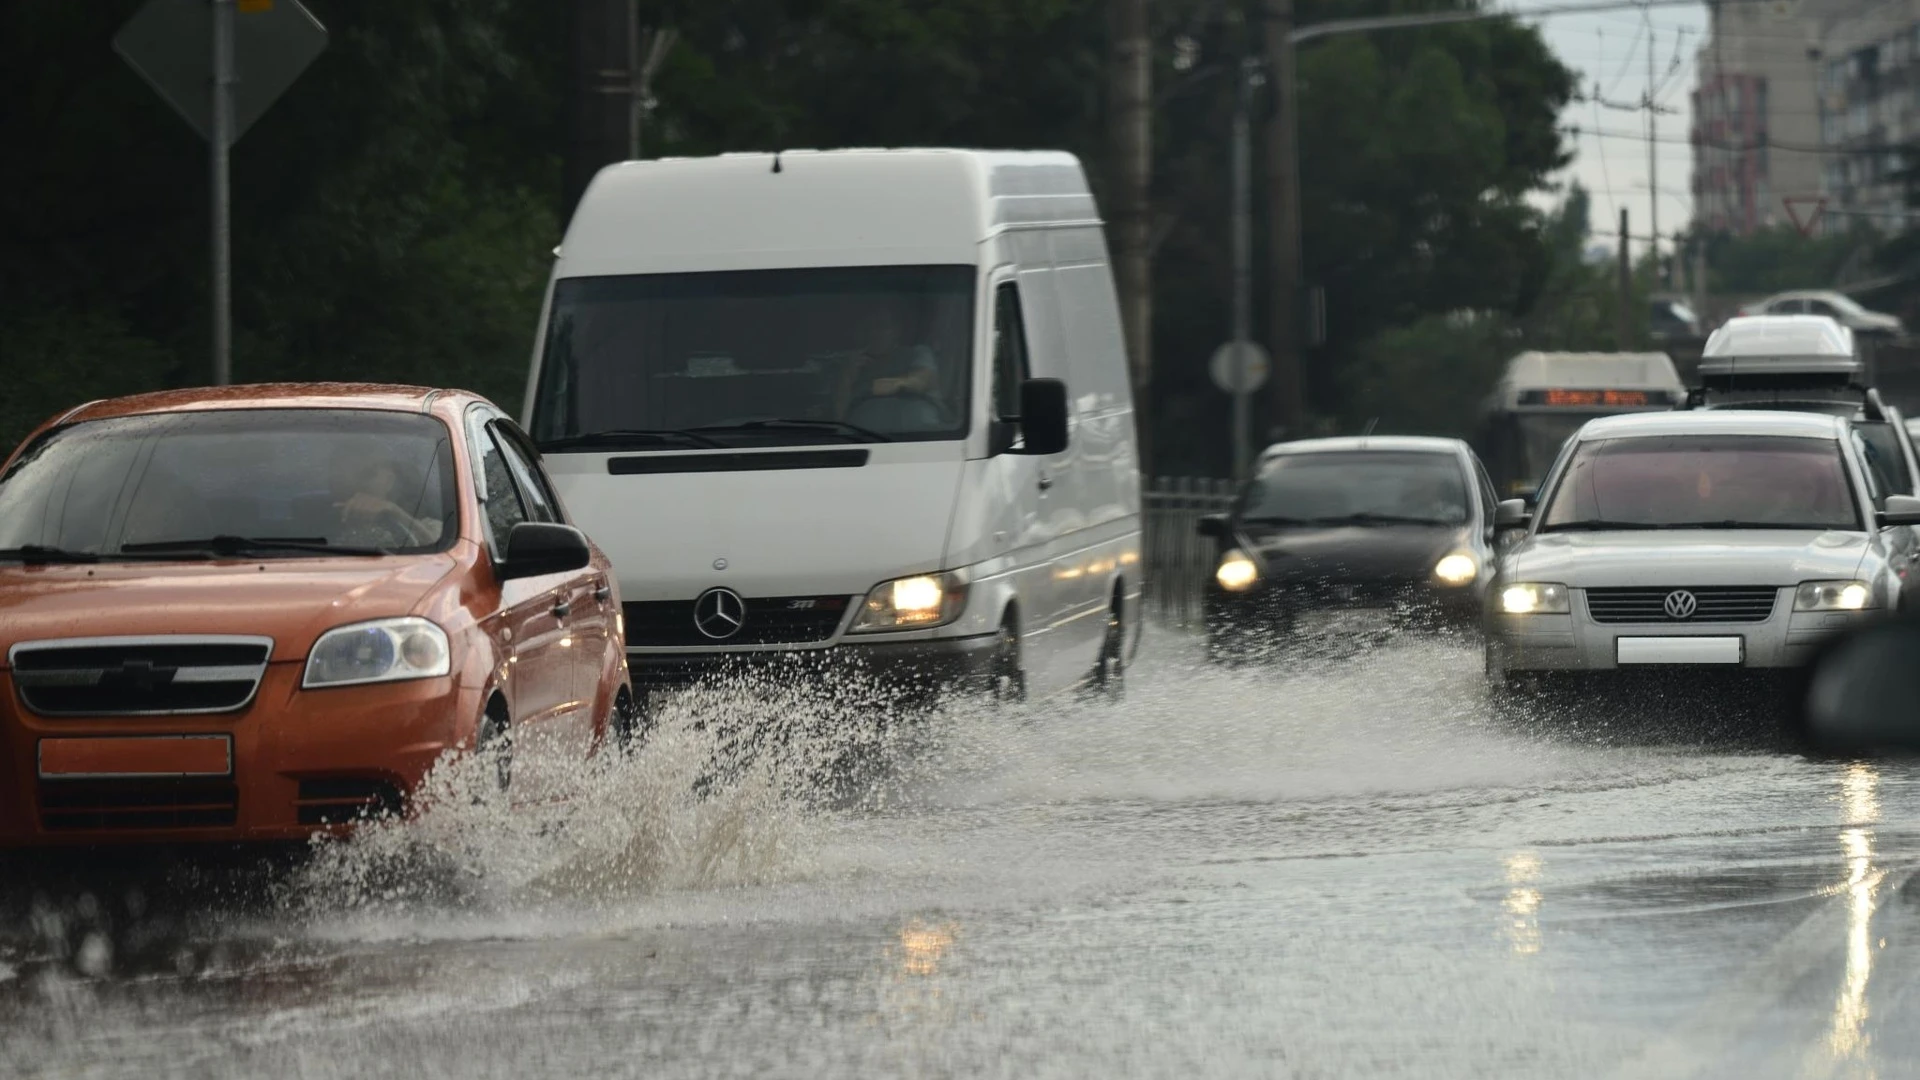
[0,384,634,847]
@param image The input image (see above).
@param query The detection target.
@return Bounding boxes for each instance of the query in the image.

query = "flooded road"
[5,634,1919,1079]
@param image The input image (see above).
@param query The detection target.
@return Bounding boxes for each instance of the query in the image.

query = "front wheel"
[989,619,1026,705]
[1091,604,1125,699]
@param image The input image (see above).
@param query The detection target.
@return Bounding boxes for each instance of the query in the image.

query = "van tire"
[990,616,1026,705]
[607,685,642,753]
[1092,590,1125,699]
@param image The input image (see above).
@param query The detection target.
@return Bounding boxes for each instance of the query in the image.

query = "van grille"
[38,779,239,831]
[623,596,852,647]
[10,636,273,717]
[1584,586,1780,624]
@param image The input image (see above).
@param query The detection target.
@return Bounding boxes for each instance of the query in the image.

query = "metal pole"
[1266,0,1303,437]
[211,0,234,387]
[1646,21,1658,278]
[1617,208,1632,349]
[625,0,640,159]
[1232,59,1254,483]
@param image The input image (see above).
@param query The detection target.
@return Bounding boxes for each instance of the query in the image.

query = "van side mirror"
[499,522,592,581]
[1009,378,1069,456]
[1495,499,1532,529]
[1879,494,1920,528]
[1197,514,1228,539]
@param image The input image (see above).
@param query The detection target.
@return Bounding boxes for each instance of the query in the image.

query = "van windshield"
[532,266,976,448]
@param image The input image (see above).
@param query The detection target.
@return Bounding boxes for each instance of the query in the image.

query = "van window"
[534,266,975,447]
[992,282,1032,421]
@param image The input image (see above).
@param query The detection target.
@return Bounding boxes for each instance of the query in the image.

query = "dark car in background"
[1198,437,1499,660]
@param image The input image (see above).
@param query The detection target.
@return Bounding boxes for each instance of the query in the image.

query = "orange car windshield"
[0,409,460,559]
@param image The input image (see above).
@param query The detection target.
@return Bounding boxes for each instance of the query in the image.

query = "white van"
[521,149,1142,707]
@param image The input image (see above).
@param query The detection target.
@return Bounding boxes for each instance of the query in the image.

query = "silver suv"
[1485,411,1920,687]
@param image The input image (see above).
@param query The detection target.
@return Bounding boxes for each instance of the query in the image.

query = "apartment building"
[1690,1,1824,235]
[1815,0,1920,232]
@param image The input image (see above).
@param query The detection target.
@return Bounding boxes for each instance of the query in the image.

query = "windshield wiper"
[1662,520,1846,531]
[688,418,894,443]
[538,428,728,451]
[121,536,388,557]
[1540,520,1664,532]
[1305,512,1458,527]
[0,545,107,564]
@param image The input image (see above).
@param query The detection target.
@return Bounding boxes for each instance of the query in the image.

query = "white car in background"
[1741,291,1904,340]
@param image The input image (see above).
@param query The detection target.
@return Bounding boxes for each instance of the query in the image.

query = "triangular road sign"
[1783,195,1826,237]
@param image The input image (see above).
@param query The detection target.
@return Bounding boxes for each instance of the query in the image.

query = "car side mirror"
[1878,494,1920,528]
[1495,499,1532,529]
[499,522,592,581]
[1008,378,1069,456]
[1197,514,1228,539]
[1797,616,1920,754]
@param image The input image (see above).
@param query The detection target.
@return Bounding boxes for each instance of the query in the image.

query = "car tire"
[477,700,512,792]
[990,617,1026,705]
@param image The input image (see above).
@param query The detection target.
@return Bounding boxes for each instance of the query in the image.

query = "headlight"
[303,617,451,689]
[1499,582,1569,614]
[1433,552,1478,586]
[1795,580,1875,611]
[849,572,968,632]
[1215,550,1259,591]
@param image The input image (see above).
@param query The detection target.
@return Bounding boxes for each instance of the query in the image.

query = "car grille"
[622,596,853,647]
[37,779,239,831]
[9,636,273,717]
[296,777,405,826]
[1583,586,1780,624]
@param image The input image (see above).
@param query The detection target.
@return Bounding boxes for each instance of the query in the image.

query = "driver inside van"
[834,306,945,425]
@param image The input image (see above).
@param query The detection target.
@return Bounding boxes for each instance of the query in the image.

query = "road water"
[3,630,1918,1079]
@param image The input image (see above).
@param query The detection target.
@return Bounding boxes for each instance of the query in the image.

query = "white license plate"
[1297,609,1394,635]
[1615,636,1744,665]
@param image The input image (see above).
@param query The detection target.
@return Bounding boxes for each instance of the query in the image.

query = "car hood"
[542,447,966,600]
[0,555,460,667]
[1502,529,1871,587]
[1240,522,1471,583]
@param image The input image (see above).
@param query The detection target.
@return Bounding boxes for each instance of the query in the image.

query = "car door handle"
[1038,475,1054,491]
[594,584,611,603]
[552,600,572,619]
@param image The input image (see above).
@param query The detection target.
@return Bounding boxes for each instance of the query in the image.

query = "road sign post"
[114,0,327,386]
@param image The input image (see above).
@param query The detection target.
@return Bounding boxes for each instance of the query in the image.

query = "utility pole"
[1646,18,1658,279]
[1264,0,1303,439]
[1618,208,1633,349]
[1232,58,1255,482]
[1109,0,1154,469]
[623,1,675,160]
[210,0,235,386]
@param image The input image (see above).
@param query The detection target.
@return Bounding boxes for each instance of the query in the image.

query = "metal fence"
[1141,476,1236,628]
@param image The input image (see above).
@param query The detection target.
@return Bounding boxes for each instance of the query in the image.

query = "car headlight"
[1499,582,1570,614]
[303,617,452,689]
[1215,550,1259,591]
[849,572,968,632]
[1433,552,1478,586]
[1795,580,1876,611]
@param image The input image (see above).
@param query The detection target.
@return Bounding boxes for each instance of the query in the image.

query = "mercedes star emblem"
[1663,590,1698,620]
[693,587,747,640]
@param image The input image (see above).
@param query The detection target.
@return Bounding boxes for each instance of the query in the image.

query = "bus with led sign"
[1476,352,1684,498]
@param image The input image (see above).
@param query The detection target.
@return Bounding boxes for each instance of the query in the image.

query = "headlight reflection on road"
[1827,763,1882,1063]
[898,919,958,977]
[1503,850,1543,956]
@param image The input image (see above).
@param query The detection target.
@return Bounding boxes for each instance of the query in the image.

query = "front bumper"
[1486,589,1880,674]
[0,664,479,849]
[1205,579,1484,638]
[628,633,1003,693]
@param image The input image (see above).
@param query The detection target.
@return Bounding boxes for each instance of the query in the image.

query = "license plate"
[38,736,233,779]
[1615,636,1744,665]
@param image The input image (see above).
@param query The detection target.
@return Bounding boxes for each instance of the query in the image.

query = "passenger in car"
[332,454,439,548]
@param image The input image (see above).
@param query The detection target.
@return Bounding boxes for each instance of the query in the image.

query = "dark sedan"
[1198,436,1500,660]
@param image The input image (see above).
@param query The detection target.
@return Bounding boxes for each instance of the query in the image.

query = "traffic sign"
[114,0,327,146]
[1210,341,1271,394]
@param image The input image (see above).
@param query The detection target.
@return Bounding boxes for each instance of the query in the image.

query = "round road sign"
[1209,341,1271,394]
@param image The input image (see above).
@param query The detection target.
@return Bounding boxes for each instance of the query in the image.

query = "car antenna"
[771,150,783,174]
[1360,417,1379,446]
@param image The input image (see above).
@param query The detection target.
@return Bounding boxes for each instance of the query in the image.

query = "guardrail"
[1142,476,1236,628]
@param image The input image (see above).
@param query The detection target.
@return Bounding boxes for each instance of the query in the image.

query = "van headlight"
[1433,552,1478,586]
[1215,550,1259,591]
[1499,583,1569,614]
[303,617,451,688]
[1795,580,1875,611]
[850,572,968,632]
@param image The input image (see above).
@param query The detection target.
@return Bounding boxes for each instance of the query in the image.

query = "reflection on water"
[1503,850,1543,956]
[1827,763,1881,1068]
[897,920,958,977]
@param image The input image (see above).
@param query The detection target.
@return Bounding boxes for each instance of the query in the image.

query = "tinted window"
[534,265,976,445]
[0,410,458,556]
[1540,435,1859,531]
[1238,451,1470,526]
[992,282,1031,422]
[492,426,561,524]
[1854,421,1911,500]
[473,419,530,547]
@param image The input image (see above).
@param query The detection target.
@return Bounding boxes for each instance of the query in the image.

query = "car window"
[470,411,530,549]
[1474,457,1499,521]
[490,424,562,524]
[1540,435,1859,531]
[992,281,1033,423]
[1853,422,1909,503]
[1809,300,1838,318]
[1238,451,1470,526]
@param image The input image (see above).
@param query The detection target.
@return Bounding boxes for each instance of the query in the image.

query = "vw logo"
[1663,590,1698,620]
[693,587,747,640]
